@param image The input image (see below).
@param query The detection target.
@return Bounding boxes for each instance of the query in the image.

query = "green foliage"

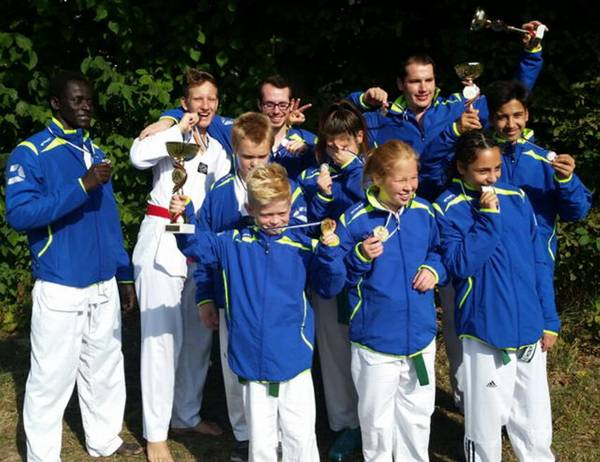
[555,209,600,342]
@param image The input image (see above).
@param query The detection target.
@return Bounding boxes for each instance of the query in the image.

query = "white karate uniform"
[351,340,436,462]
[242,371,319,462]
[312,293,359,431]
[439,284,464,409]
[462,337,554,462]
[130,125,231,441]
[24,278,125,462]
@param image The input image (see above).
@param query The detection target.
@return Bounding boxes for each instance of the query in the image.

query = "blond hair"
[232,112,275,153]
[364,140,419,185]
[246,163,291,207]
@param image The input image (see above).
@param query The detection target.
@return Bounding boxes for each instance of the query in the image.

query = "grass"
[0,312,598,461]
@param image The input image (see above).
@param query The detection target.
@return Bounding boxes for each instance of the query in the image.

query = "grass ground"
[0,311,598,461]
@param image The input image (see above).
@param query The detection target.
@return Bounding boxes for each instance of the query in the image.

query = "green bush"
[555,209,600,342]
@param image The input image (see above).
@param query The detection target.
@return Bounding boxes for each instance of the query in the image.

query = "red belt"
[147,203,196,263]
[146,203,171,219]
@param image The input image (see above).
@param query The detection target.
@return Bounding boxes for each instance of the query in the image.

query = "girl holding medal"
[434,130,559,462]
[336,140,446,461]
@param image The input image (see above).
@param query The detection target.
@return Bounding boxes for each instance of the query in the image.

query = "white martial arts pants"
[219,309,248,441]
[312,293,359,431]
[24,278,125,462]
[351,340,436,462]
[439,284,463,409]
[134,222,213,442]
[242,371,319,462]
[171,264,213,429]
[462,338,554,462]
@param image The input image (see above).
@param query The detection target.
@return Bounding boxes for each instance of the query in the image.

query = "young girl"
[337,140,446,461]
[434,130,559,462]
[297,100,367,461]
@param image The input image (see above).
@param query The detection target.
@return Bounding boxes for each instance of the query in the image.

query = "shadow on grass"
[0,333,28,460]
[3,317,464,461]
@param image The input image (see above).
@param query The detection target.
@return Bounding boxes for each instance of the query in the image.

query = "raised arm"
[6,144,108,231]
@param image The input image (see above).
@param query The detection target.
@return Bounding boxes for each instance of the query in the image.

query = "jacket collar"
[48,117,91,143]
[389,88,442,115]
[492,127,534,147]
[365,185,414,212]
[451,178,480,197]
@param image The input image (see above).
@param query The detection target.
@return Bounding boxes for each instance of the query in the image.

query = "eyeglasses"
[261,101,291,111]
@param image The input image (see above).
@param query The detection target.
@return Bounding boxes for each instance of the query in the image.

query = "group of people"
[4,18,593,462]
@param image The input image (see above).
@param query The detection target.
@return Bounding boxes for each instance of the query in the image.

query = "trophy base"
[165,223,195,234]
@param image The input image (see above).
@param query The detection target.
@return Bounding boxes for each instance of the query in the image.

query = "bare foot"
[170,420,223,437]
[146,440,174,462]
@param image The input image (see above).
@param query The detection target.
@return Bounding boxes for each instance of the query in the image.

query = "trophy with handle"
[164,141,199,234]
[470,8,548,48]
[455,62,483,109]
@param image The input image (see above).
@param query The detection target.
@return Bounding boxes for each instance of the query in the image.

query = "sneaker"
[230,440,249,462]
[328,427,362,461]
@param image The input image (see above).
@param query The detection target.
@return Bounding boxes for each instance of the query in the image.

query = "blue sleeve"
[419,215,448,286]
[194,196,217,305]
[554,173,592,222]
[309,241,346,298]
[207,115,235,155]
[515,47,543,91]
[174,202,221,267]
[159,107,184,123]
[290,183,308,225]
[272,130,317,180]
[337,215,373,286]
[340,158,365,203]
[419,123,460,200]
[437,206,503,279]
[309,159,364,221]
[308,191,333,222]
[5,145,89,231]
[527,196,560,333]
[346,91,371,111]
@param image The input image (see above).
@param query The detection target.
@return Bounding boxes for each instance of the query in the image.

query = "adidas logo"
[486,380,497,388]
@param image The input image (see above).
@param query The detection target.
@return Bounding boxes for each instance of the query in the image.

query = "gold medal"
[320,218,336,236]
[373,226,389,242]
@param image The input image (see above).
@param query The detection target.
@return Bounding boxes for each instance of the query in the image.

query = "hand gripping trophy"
[164,141,200,234]
[470,8,548,49]
[454,62,483,109]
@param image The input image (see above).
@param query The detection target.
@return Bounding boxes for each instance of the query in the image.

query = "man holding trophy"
[130,69,231,462]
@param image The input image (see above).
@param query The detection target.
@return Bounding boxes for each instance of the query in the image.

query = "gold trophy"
[164,141,199,234]
[455,62,483,108]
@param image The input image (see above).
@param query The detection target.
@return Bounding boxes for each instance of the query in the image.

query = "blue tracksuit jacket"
[5,118,132,287]
[176,207,346,382]
[194,172,308,308]
[434,179,560,349]
[298,156,365,223]
[337,188,447,357]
